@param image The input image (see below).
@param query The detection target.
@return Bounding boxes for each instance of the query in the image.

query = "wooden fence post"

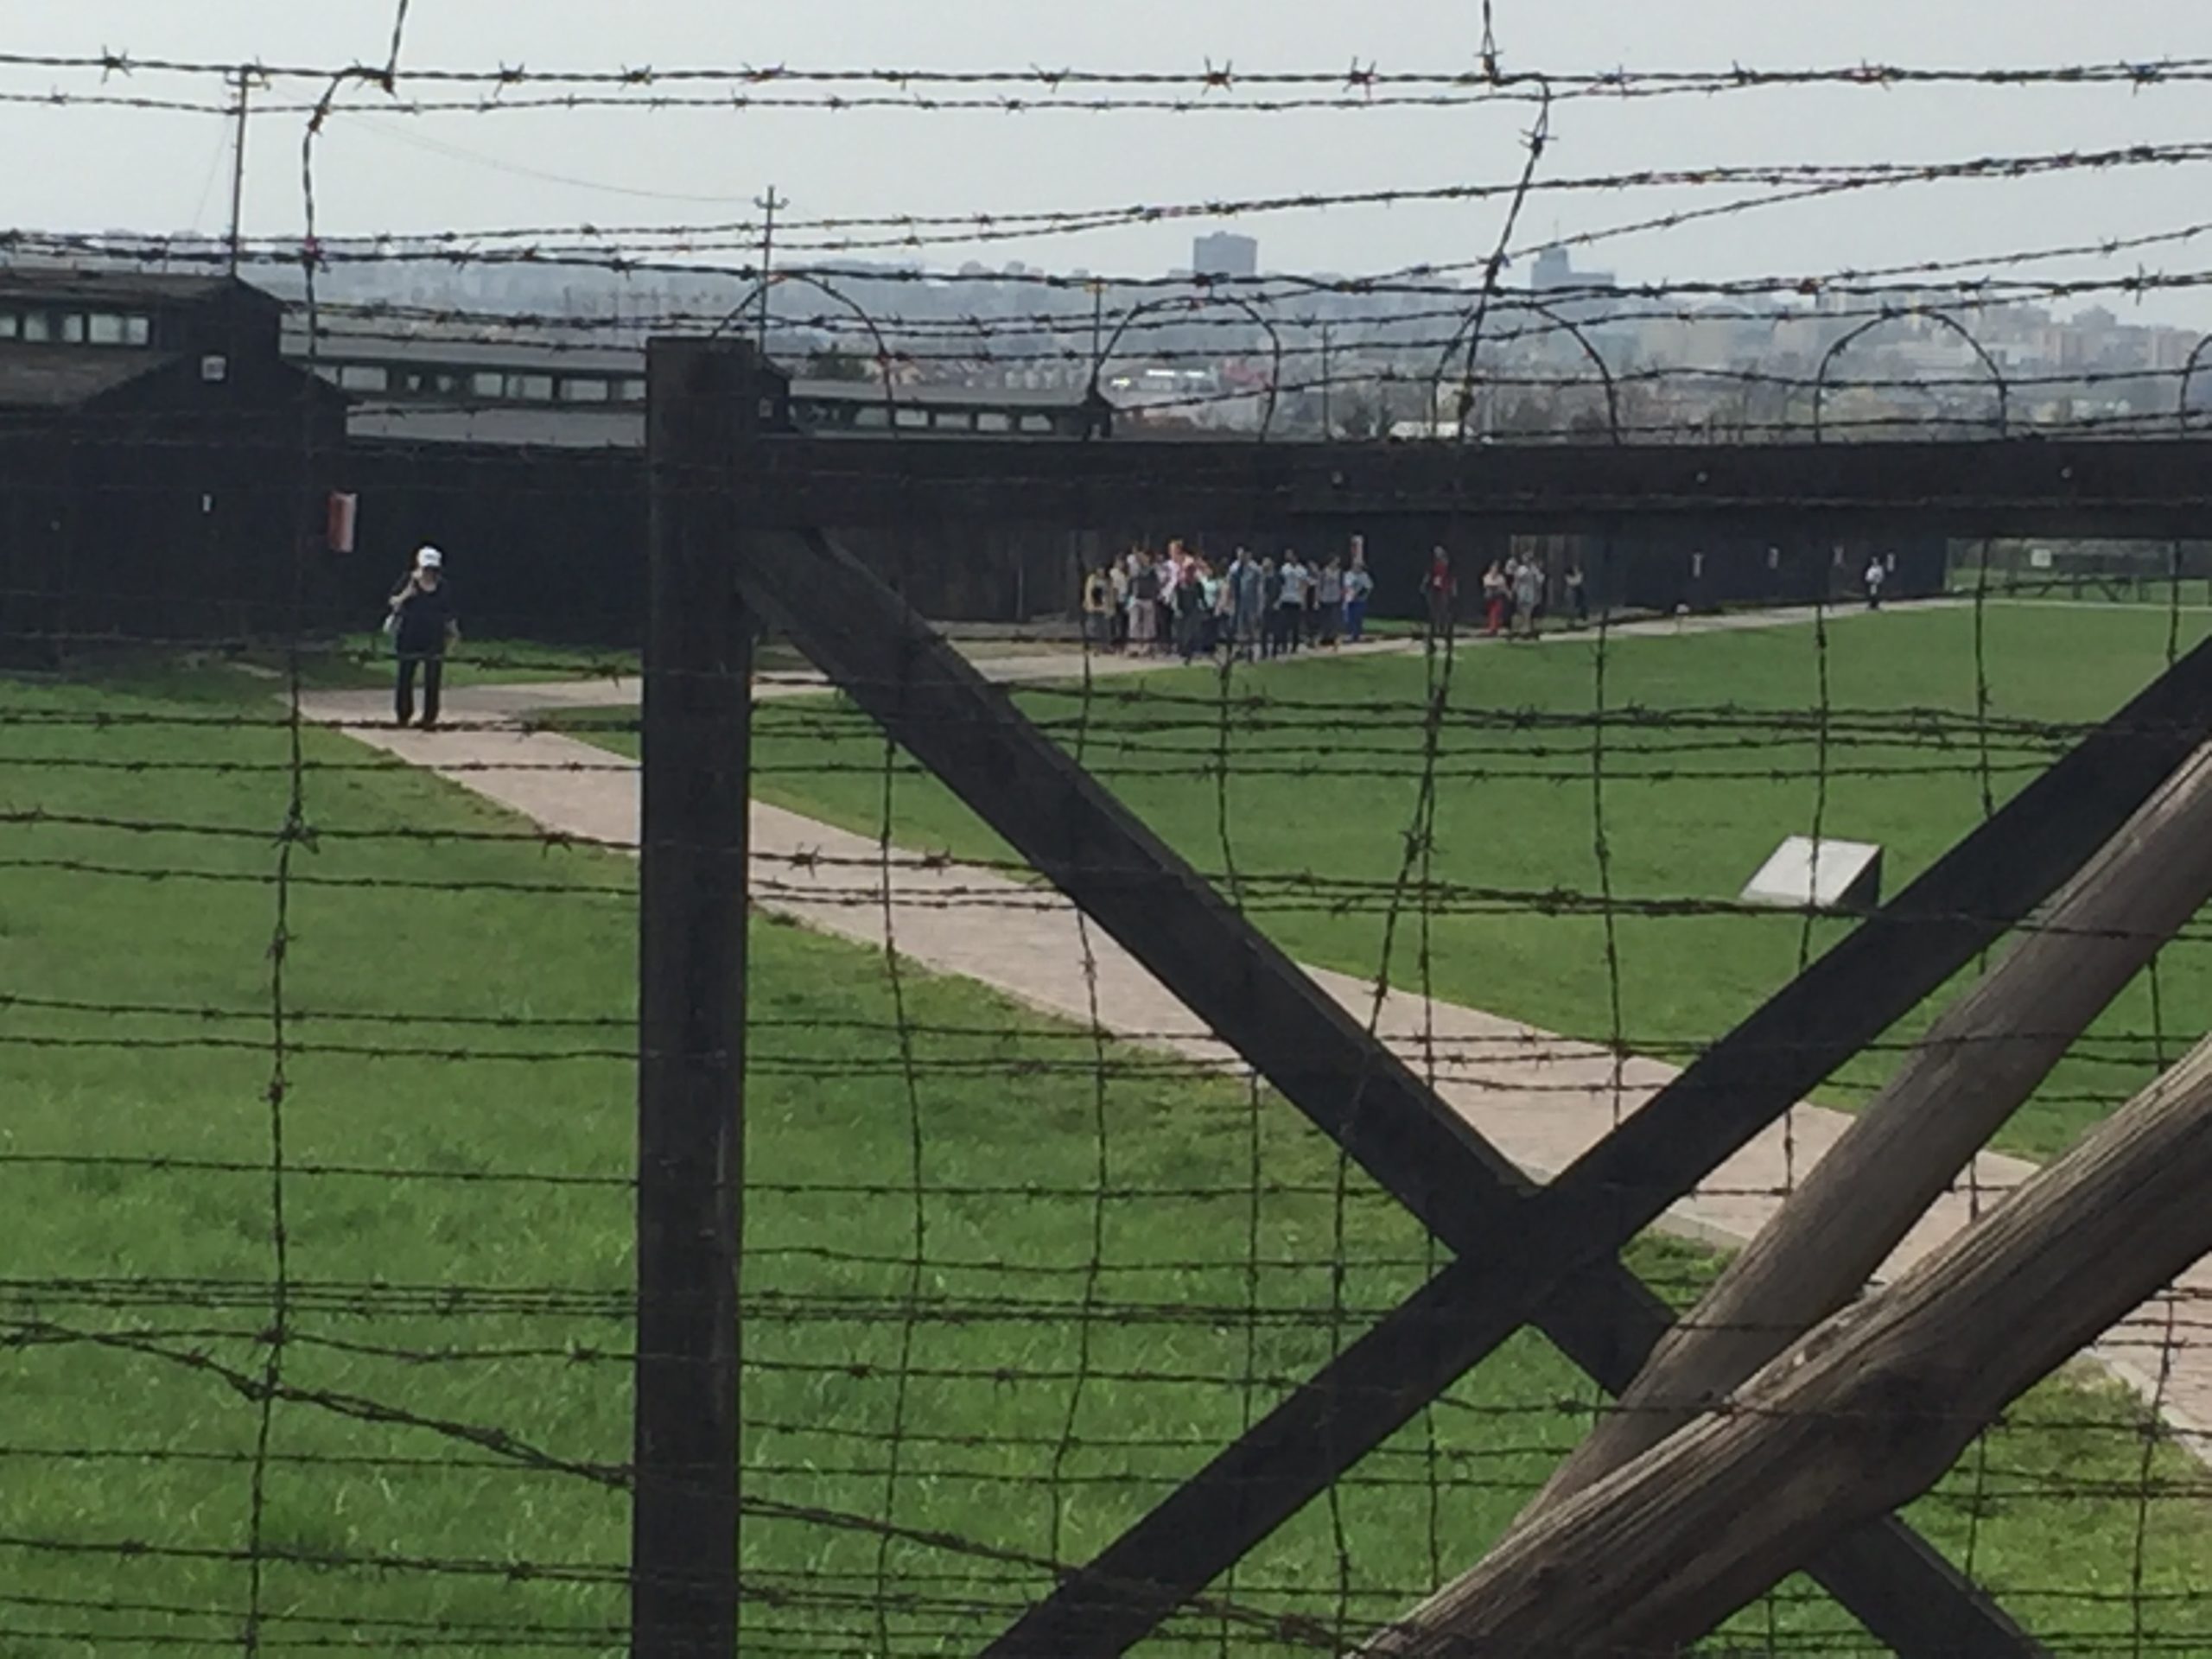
[742,527,2212,1659]
[1367,1036,2212,1657]
[632,339,758,1657]
[1523,741,2212,1522]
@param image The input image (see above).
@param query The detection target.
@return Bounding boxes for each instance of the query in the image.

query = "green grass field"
[564,601,2212,1163]
[1,626,2209,1654]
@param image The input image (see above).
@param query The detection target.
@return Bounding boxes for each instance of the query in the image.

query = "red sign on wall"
[326,492,358,554]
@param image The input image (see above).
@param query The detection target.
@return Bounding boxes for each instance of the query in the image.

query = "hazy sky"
[11,3,2212,319]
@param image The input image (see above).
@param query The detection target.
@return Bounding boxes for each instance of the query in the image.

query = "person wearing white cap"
[387,545,459,728]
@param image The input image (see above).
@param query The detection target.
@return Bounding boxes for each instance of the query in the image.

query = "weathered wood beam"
[973,602,2212,1659]
[632,340,755,1656]
[1526,741,2212,1522]
[982,1249,2036,1658]
[728,524,2212,1658]
[1366,1036,2212,1658]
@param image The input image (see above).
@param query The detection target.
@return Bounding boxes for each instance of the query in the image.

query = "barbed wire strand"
[4,22,2212,1657]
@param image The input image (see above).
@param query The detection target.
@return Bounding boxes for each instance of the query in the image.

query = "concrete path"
[389,599,1959,724]
[296,635,2208,1456]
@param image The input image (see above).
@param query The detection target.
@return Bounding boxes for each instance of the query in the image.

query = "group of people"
[1088,541,1603,658]
[1085,540,1378,662]
[1474,551,1589,639]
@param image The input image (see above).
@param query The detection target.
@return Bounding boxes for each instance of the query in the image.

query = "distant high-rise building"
[1527,244,1621,333]
[1192,232,1260,279]
[1531,245,1612,293]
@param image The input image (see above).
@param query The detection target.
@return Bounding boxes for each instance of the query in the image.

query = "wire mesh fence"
[3,10,2212,1656]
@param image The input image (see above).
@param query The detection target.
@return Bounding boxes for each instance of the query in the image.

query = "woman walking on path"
[388,545,459,729]
[1127,550,1160,654]
[1277,551,1311,654]
[1175,552,1209,664]
[1156,548,1183,654]
[1157,547,1181,658]
[1309,562,1344,645]
[1479,559,1507,638]
[1082,565,1113,649]
[1232,550,1264,661]
[1427,548,1460,641]
[1343,543,1375,643]
[1511,556,1543,640]
[1316,558,1344,647]
[1261,557,1286,659]
[1565,560,1589,626]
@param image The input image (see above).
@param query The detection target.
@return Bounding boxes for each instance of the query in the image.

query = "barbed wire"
[3,18,2211,1656]
[16,48,2212,99]
[22,136,2212,266]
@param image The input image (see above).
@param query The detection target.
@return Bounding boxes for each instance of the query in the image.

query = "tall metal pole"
[226,68,251,278]
[753,187,786,358]
[634,338,757,1658]
[1320,322,1333,437]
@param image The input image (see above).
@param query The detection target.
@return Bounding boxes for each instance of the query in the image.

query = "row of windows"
[327,361,647,404]
[819,403,1063,434]
[320,357,1082,433]
[0,308,153,346]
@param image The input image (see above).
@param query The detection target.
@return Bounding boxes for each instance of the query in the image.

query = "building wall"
[0,403,1980,665]
[327,446,1099,647]
[1192,233,1260,279]
[0,385,343,659]
[0,429,73,664]
[332,440,648,645]
[1613,529,1948,613]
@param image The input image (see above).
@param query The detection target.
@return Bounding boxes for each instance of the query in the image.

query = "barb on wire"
[4,26,2212,1658]
[15,47,2212,99]
[1812,305,2012,442]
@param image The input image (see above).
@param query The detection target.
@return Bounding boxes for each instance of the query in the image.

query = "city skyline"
[6,3,2212,327]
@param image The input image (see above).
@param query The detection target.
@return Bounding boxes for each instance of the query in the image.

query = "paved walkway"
[296,627,2209,1456]
[404,600,1957,721]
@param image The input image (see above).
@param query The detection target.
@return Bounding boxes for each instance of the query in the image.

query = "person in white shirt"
[1865,556,1887,611]
[1510,556,1543,639]
[1277,553,1312,652]
[1342,544,1376,643]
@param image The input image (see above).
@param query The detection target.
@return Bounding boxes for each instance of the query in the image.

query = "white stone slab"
[1739,836,1883,913]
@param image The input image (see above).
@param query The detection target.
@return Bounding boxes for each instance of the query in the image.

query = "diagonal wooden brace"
[735,524,2212,1656]
[1368,1037,2212,1656]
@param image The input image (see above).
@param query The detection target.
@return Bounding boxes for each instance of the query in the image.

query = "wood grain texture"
[1369,1037,2212,1658]
[1527,742,2212,1522]
[632,339,756,1658]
